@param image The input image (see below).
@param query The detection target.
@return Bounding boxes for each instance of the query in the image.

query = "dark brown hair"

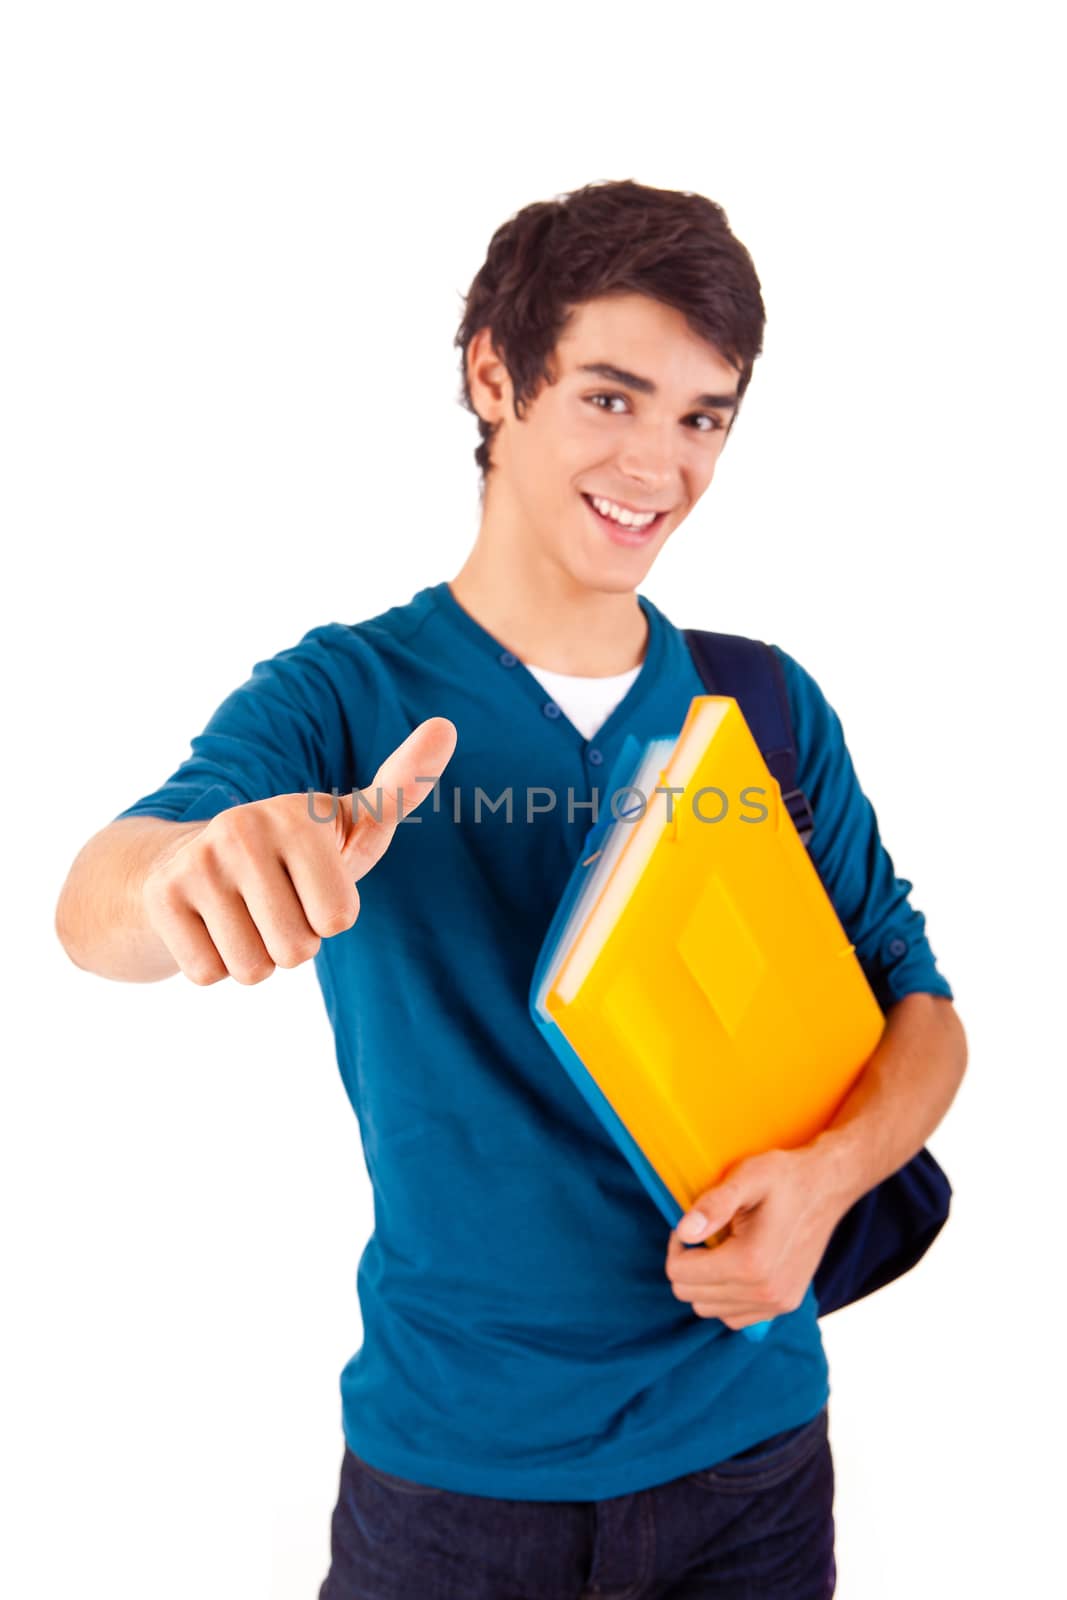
[453,178,766,485]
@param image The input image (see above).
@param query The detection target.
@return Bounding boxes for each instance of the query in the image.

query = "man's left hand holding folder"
[664,1146,845,1331]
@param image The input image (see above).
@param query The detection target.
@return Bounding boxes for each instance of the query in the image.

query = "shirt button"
[888,937,908,958]
[588,748,604,765]
[499,650,518,668]
[543,701,561,719]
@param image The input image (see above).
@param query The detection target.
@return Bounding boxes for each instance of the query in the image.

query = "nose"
[614,420,679,500]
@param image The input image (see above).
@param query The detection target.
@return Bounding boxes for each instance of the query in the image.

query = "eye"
[586,393,726,433]
[587,392,629,414]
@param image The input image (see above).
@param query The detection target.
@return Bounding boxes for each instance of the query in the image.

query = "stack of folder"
[529,694,887,1342]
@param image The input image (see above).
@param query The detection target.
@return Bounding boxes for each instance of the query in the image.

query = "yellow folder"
[537,694,887,1219]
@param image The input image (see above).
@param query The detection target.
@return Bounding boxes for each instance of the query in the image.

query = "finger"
[192,873,281,982]
[689,1293,759,1316]
[227,850,325,969]
[341,717,458,880]
[696,1303,772,1329]
[679,1270,775,1316]
[362,715,458,828]
[673,1275,763,1307]
[672,1272,769,1321]
[278,833,361,939]
[666,1233,758,1296]
[668,1226,734,1258]
[676,1179,748,1243]
[144,878,232,986]
[672,1273,755,1302]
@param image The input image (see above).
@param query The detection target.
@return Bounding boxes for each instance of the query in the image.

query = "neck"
[448,515,650,678]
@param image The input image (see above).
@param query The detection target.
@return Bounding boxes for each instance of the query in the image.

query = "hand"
[664,1146,843,1331]
[141,716,457,985]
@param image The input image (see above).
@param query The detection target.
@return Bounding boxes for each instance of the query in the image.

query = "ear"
[466,326,510,425]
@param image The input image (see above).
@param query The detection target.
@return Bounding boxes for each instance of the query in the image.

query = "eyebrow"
[575,361,739,411]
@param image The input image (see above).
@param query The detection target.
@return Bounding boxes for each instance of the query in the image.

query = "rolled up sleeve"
[771,643,954,1011]
[112,624,355,826]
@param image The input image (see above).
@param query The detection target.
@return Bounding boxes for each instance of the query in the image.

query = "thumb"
[676,1176,749,1244]
[340,716,458,875]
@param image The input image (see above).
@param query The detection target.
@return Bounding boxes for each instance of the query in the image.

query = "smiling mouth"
[580,493,669,542]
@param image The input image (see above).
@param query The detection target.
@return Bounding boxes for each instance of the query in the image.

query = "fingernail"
[680,1211,709,1240]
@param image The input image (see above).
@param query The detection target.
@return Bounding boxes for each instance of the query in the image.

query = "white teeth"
[590,495,658,528]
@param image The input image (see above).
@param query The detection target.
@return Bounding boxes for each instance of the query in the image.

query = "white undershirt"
[523,661,642,741]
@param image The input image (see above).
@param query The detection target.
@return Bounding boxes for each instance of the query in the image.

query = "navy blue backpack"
[682,628,953,1316]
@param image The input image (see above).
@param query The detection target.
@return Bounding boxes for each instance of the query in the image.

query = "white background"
[3,4,1064,1596]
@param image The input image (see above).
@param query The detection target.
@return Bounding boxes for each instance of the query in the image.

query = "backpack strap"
[682,629,816,848]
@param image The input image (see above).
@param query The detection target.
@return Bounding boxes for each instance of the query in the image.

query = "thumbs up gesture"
[141,717,458,986]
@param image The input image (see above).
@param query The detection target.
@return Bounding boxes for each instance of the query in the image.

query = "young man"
[55,179,967,1599]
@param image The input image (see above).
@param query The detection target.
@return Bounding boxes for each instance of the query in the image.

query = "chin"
[570,554,657,596]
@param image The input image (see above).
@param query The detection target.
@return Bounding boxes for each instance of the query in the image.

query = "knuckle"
[302,789,340,825]
[210,805,263,859]
[233,960,276,986]
[185,962,225,987]
[144,869,180,915]
[317,903,359,937]
[214,801,253,833]
[758,1279,787,1311]
[744,1250,769,1284]
[274,936,321,969]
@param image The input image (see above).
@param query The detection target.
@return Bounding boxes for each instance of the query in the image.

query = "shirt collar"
[426,580,667,742]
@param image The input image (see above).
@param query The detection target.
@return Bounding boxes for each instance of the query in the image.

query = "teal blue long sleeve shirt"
[114,580,953,1499]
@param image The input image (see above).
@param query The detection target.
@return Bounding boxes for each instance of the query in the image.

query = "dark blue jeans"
[317,1404,835,1598]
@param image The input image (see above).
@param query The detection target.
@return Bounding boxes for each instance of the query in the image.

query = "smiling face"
[467,291,741,594]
